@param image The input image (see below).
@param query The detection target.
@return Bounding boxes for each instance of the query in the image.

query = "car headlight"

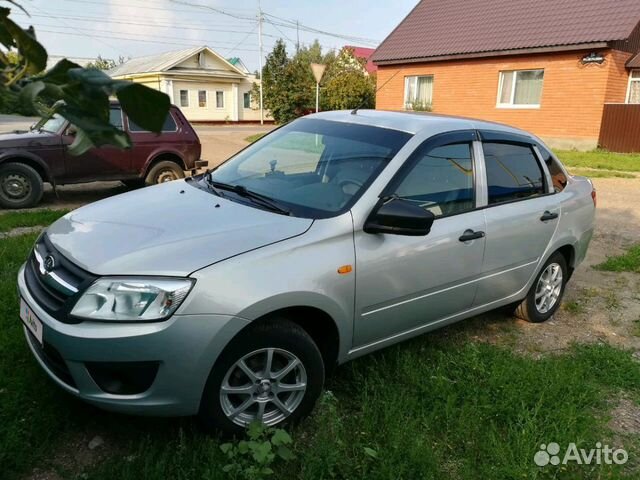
[70,277,195,322]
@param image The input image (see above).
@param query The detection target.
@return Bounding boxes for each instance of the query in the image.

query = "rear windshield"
[209,119,413,218]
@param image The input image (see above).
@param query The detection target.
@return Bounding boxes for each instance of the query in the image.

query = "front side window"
[209,119,412,218]
[483,142,545,204]
[216,91,224,108]
[404,75,433,110]
[392,143,475,217]
[243,92,251,109]
[198,90,207,108]
[627,70,640,104]
[498,69,544,107]
[180,90,189,107]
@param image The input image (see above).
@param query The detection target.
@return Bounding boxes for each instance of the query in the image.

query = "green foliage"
[409,101,432,112]
[245,133,266,143]
[0,1,169,154]
[322,47,375,111]
[595,244,640,273]
[554,149,640,172]
[85,55,126,71]
[220,422,295,480]
[567,168,635,179]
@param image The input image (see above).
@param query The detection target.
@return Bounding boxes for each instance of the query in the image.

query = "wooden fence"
[599,104,640,153]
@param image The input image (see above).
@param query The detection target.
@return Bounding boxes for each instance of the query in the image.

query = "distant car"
[0,103,206,209]
[17,111,595,435]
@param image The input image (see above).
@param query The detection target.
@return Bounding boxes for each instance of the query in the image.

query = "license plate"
[20,298,43,345]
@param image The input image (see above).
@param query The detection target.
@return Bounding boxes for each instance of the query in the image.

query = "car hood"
[47,180,313,276]
[0,130,54,147]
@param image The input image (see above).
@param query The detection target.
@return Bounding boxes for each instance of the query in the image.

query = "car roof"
[309,110,535,140]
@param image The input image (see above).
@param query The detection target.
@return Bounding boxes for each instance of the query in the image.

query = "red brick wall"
[376,50,633,142]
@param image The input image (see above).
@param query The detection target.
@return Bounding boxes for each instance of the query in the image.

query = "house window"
[498,69,544,108]
[179,90,189,108]
[627,70,640,104]
[243,92,251,109]
[216,91,224,109]
[198,90,207,108]
[404,75,433,110]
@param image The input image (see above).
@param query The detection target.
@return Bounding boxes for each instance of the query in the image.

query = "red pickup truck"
[0,103,206,209]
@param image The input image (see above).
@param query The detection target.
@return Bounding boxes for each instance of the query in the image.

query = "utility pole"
[296,20,300,52]
[257,0,264,125]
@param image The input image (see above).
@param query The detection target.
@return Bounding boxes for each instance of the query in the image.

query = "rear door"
[126,110,182,173]
[354,131,487,347]
[61,106,131,181]
[473,131,559,306]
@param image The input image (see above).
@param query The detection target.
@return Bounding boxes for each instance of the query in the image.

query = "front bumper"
[18,264,249,416]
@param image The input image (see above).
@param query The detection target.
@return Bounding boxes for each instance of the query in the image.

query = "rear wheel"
[515,252,567,323]
[0,162,43,209]
[198,319,324,436]
[144,161,185,185]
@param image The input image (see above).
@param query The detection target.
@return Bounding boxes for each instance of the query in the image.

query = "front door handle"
[540,211,559,222]
[459,229,485,242]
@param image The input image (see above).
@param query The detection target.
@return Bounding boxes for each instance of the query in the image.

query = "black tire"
[0,162,43,209]
[199,318,325,436]
[515,252,568,323]
[144,161,185,186]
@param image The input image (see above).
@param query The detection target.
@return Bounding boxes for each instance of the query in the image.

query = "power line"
[169,0,255,21]
[224,24,258,56]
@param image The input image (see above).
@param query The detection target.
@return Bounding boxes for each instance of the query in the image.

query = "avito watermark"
[535,442,628,467]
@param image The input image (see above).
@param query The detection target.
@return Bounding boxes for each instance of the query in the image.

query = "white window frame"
[403,75,433,110]
[626,69,640,104]
[179,90,189,108]
[198,90,207,108]
[216,90,225,109]
[497,69,544,109]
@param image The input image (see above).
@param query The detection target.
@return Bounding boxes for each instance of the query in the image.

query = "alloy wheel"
[535,263,563,314]
[219,348,307,427]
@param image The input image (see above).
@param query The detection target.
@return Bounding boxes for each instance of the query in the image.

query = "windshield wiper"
[206,177,291,216]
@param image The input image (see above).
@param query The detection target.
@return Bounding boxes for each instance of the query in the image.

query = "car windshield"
[208,119,412,218]
[36,114,66,133]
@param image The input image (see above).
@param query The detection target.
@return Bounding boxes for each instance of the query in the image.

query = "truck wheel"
[145,161,185,185]
[515,252,568,323]
[199,319,324,436]
[0,162,44,209]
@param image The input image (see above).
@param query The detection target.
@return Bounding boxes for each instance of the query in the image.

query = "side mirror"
[66,125,78,136]
[364,197,435,236]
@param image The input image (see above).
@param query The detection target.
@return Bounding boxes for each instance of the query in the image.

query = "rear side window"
[109,108,123,129]
[538,145,567,192]
[483,142,545,205]
[393,143,475,217]
[129,113,177,133]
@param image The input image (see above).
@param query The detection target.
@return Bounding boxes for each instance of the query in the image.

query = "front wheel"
[199,319,324,435]
[515,252,568,323]
[0,162,44,209]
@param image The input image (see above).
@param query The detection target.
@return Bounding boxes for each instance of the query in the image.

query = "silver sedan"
[18,110,596,434]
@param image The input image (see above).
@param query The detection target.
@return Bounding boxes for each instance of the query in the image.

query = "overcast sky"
[12,0,418,71]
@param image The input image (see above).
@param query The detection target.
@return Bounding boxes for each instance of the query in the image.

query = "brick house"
[371,0,640,150]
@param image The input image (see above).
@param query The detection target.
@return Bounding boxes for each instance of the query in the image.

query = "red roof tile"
[345,46,378,73]
[372,0,640,64]
[629,52,640,68]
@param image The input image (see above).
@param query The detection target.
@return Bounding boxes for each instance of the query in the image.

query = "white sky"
[12,0,418,71]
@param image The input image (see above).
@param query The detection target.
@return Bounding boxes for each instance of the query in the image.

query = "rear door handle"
[540,211,559,222]
[459,229,485,242]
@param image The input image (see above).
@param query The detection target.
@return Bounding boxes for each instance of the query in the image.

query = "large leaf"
[116,83,170,133]
[1,16,46,73]
[37,59,81,85]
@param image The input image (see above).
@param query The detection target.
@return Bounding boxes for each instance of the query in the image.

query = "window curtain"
[416,76,433,105]
[514,70,544,105]
[629,71,640,104]
[500,71,514,104]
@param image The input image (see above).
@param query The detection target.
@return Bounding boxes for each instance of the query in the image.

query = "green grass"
[554,150,640,173]
[245,133,266,143]
[2,232,640,479]
[595,244,640,273]
[0,209,70,233]
[567,168,636,179]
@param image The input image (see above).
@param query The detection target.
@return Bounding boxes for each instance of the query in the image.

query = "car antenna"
[351,69,402,115]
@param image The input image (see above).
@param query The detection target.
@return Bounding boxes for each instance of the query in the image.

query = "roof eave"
[372,42,611,66]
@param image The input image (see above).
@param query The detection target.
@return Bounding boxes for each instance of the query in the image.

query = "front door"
[353,132,487,348]
[473,135,559,306]
[61,106,131,181]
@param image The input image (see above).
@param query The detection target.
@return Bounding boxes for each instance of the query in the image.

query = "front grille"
[26,330,77,389]
[24,234,96,323]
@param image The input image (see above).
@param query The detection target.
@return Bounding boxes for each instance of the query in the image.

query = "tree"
[85,55,117,71]
[322,47,375,111]
[0,2,169,154]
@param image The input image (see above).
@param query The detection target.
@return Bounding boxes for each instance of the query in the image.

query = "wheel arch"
[0,153,51,183]
[143,151,186,177]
